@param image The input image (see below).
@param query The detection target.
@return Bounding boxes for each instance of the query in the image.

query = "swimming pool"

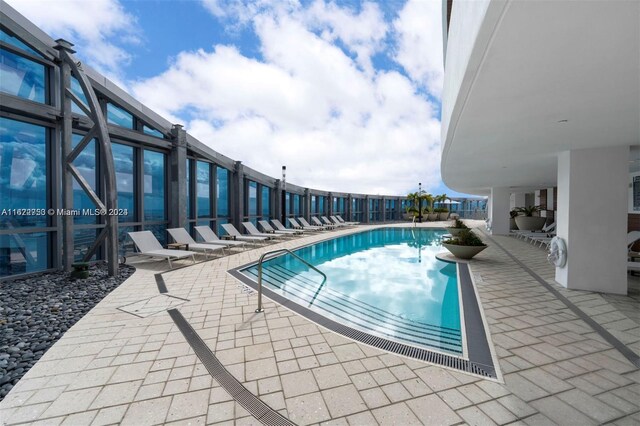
[240,228,463,355]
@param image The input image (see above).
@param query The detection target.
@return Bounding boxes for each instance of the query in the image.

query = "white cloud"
[132,1,444,195]
[5,0,140,84]
[393,0,444,97]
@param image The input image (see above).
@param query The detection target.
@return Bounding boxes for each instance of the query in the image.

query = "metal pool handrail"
[255,248,327,313]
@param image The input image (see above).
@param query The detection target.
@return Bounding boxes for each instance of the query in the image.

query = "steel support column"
[55,39,118,276]
[232,161,244,228]
[169,124,187,229]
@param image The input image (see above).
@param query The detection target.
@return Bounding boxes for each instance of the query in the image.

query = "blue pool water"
[241,228,462,355]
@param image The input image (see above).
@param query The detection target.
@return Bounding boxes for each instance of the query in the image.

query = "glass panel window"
[107,103,133,129]
[0,29,41,57]
[144,150,165,221]
[248,181,257,216]
[0,48,45,103]
[143,125,163,138]
[0,117,47,229]
[186,159,191,219]
[285,192,291,216]
[311,195,317,214]
[197,161,210,218]
[216,167,229,217]
[74,228,99,261]
[111,143,135,222]
[294,194,300,216]
[262,186,270,218]
[72,134,97,224]
[319,196,325,214]
[0,231,49,276]
[70,76,88,116]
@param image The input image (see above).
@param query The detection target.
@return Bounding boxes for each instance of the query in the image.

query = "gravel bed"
[0,264,134,401]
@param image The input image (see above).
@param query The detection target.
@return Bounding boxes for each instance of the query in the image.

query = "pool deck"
[1,222,638,425]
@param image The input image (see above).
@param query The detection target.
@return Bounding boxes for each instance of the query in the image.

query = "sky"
[7,0,472,197]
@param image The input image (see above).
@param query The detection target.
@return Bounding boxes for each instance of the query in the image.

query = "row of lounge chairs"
[510,222,556,248]
[127,215,359,268]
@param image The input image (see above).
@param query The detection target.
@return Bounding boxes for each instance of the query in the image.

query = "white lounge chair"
[242,222,287,239]
[293,217,323,230]
[512,222,555,241]
[322,216,345,227]
[128,231,196,268]
[335,215,359,225]
[306,216,335,231]
[259,220,301,235]
[167,228,226,258]
[628,262,640,272]
[193,225,247,251]
[221,223,269,244]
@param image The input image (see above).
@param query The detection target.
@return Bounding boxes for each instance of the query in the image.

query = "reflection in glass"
[0,48,45,103]
[197,161,210,218]
[248,181,257,216]
[144,150,165,221]
[70,76,88,116]
[0,117,47,228]
[74,228,99,261]
[72,134,97,224]
[107,103,134,129]
[143,125,163,138]
[0,232,48,276]
[0,29,41,57]
[111,143,135,222]
[217,167,229,217]
[262,186,270,218]
[186,159,191,219]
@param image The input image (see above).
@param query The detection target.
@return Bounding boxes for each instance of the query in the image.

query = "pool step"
[242,265,462,354]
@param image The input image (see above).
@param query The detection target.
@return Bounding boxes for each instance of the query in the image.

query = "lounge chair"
[512,222,555,241]
[335,215,359,225]
[242,222,287,239]
[221,223,269,244]
[128,231,196,268]
[306,216,335,231]
[259,220,302,235]
[628,262,640,272]
[167,228,226,257]
[288,217,321,231]
[193,225,247,251]
[322,216,345,227]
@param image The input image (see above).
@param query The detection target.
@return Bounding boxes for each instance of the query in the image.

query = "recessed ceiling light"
[557,119,568,123]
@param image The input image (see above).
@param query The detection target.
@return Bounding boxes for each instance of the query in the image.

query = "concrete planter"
[438,212,449,221]
[515,216,547,231]
[445,227,467,237]
[428,213,439,221]
[442,243,488,260]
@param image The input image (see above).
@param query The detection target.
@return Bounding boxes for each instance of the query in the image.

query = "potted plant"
[442,229,488,259]
[427,207,438,221]
[514,205,546,231]
[437,207,449,221]
[446,218,469,236]
[510,209,520,230]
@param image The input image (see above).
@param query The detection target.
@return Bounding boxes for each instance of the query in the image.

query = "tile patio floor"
[0,222,638,425]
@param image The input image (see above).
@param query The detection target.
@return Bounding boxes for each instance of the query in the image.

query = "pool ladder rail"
[255,248,327,313]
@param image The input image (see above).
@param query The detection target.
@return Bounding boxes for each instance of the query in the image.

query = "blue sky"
[9,0,471,198]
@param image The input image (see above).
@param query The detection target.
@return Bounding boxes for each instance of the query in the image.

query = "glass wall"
[112,143,135,223]
[143,150,165,221]
[72,134,97,225]
[107,103,134,129]
[196,161,210,218]
[0,48,46,103]
[0,117,50,276]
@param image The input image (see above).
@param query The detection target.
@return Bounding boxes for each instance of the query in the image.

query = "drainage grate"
[168,309,295,426]
[228,263,497,379]
[155,273,168,293]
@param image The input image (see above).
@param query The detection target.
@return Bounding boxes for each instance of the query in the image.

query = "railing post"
[256,258,265,313]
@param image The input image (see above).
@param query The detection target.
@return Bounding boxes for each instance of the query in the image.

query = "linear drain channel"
[167,309,295,426]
